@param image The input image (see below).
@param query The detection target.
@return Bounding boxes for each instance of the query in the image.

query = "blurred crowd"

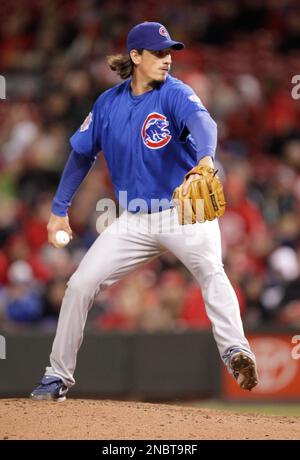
[0,0,300,332]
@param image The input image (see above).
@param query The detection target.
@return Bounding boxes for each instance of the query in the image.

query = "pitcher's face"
[132,48,172,83]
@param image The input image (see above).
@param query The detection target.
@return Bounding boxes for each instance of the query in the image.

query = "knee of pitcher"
[66,273,99,298]
[195,267,226,286]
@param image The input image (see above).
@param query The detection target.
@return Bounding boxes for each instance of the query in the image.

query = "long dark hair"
[106,50,143,80]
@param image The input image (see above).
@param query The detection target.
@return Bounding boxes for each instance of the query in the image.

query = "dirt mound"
[0,399,299,440]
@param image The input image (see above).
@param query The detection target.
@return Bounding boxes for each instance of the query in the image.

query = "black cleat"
[230,352,258,391]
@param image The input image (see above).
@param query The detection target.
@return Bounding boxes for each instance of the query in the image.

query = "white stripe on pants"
[46,208,253,387]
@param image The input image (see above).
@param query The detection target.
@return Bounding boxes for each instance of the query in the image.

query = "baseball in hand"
[55,230,70,247]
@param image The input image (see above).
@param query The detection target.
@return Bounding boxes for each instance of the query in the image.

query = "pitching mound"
[0,399,299,440]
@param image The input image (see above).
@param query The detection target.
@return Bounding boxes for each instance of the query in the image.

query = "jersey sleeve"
[186,110,217,160]
[69,97,103,160]
[167,81,209,134]
[52,149,96,216]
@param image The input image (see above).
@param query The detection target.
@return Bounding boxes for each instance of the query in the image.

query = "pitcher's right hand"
[47,213,73,248]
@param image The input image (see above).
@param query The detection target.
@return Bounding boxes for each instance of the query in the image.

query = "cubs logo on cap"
[159,26,169,38]
[142,112,172,149]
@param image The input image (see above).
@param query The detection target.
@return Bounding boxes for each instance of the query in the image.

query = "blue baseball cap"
[127,22,184,53]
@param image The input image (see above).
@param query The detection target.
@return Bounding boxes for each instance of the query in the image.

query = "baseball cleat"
[30,375,68,401]
[230,352,258,391]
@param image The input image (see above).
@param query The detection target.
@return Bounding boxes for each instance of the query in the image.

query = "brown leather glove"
[172,165,226,225]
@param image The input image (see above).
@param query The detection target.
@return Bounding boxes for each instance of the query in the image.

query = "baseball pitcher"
[30,22,258,401]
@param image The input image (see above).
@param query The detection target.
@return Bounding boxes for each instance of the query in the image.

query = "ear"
[130,49,142,65]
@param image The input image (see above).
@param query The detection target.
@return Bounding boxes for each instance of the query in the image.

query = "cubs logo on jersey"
[141,112,172,149]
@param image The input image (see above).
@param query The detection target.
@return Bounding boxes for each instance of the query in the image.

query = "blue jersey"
[70,75,214,211]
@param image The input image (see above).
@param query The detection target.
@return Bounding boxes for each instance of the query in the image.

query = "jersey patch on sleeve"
[80,112,93,132]
[188,94,201,104]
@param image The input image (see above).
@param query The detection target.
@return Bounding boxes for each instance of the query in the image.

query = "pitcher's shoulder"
[94,80,129,105]
[164,75,194,95]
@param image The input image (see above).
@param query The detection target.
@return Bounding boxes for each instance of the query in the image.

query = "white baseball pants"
[45,208,254,387]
